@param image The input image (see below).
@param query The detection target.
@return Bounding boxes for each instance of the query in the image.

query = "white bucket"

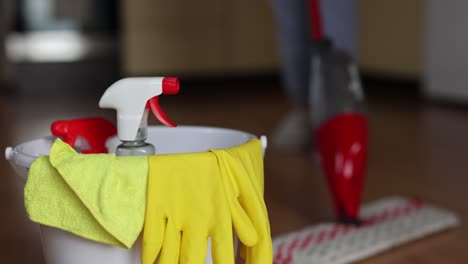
[5,126,268,264]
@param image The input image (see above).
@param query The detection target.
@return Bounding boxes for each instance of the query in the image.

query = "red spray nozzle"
[146,97,177,127]
[162,77,180,94]
[51,117,117,153]
[145,77,180,128]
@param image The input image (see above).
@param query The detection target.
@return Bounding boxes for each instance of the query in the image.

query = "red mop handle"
[309,0,324,41]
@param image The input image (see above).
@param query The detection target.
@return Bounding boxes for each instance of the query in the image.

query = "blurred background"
[0,0,462,97]
[0,0,429,94]
[1,0,468,263]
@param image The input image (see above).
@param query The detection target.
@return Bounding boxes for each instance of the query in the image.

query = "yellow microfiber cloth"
[25,139,148,248]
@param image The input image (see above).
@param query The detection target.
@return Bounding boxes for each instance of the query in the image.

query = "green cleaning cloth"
[25,139,148,248]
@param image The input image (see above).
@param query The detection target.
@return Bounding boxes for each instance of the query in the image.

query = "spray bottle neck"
[129,109,149,142]
[129,127,148,143]
[116,109,155,156]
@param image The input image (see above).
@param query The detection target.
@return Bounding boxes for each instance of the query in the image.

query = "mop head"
[273,197,459,264]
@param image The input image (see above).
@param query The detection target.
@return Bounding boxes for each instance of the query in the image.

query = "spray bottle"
[99,77,180,156]
[308,0,368,224]
[51,117,117,154]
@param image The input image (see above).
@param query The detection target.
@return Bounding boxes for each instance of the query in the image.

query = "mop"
[272,1,460,263]
[273,197,459,264]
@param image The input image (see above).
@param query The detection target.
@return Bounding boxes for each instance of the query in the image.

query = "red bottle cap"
[162,77,180,94]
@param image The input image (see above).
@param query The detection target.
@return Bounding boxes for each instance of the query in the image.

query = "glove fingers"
[217,151,258,247]
[211,226,236,264]
[235,165,271,234]
[245,237,273,264]
[239,195,272,264]
[231,201,258,247]
[158,221,181,264]
[179,231,208,264]
[235,168,273,263]
[142,217,166,264]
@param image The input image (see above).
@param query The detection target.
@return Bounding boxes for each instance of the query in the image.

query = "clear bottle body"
[115,127,155,156]
[309,41,368,224]
[309,43,366,129]
[116,141,155,156]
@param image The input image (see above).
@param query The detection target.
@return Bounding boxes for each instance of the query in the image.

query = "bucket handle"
[5,147,13,161]
[260,135,268,157]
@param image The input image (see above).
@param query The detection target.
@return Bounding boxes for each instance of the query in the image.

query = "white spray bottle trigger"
[99,77,180,141]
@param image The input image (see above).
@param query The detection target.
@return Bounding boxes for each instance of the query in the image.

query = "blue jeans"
[271,0,358,106]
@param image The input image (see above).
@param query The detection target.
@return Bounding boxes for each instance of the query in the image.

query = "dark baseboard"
[179,71,422,100]
[2,68,423,101]
[361,72,421,99]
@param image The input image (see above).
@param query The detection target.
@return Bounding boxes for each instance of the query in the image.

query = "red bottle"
[309,40,368,224]
[51,117,117,154]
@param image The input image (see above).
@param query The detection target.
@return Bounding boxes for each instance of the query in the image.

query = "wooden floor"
[1,80,467,263]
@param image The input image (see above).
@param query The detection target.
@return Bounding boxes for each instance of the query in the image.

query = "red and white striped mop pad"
[273,197,459,264]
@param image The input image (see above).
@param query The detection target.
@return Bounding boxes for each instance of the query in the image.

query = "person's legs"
[0,0,6,85]
[321,0,359,58]
[271,0,358,151]
[270,0,311,151]
[0,0,13,88]
[271,0,311,108]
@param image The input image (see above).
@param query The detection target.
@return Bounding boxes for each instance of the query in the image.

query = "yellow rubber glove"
[210,139,272,263]
[143,152,258,264]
